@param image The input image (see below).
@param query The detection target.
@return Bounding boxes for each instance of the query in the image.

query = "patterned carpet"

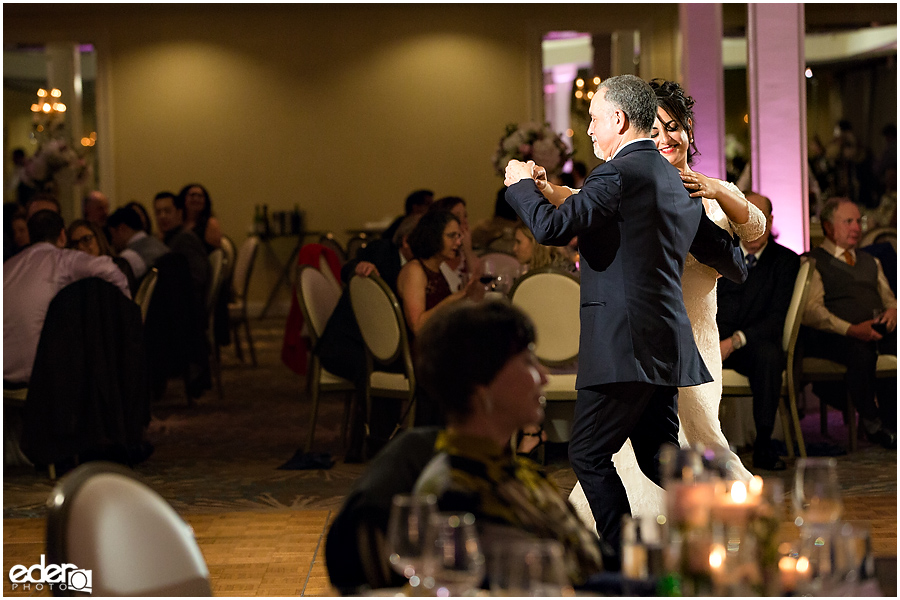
[4,318,896,522]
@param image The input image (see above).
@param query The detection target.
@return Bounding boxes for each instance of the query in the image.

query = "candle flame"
[779,556,797,571]
[730,480,748,503]
[709,545,725,569]
[749,475,763,495]
[796,557,809,573]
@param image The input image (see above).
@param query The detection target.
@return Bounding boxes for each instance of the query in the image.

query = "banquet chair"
[801,345,897,453]
[481,251,522,289]
[319,232,347,265]
[206,249,227,401]
[46,461,211,596]
[721,257,816,459]
[349,273,416,456]
[509,268,581,457]
[319,253,342,293]
[228,235,261,366]
[296,265,355,453]
[345,233,369,261]
[859,226,897,251]
[132,267,159,323]
[220,234,236,275]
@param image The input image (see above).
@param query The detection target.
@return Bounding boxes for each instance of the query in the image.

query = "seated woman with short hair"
[413,302,604,586]
[396,209,484,335]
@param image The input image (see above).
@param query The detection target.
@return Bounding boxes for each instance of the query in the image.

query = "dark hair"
[649,79,700,166]
[107,206,144,232]
[415,302,536,423]
[572,161,587,179]
[598,74,657,134]
[66,219,113,255]
[407,209,459,259]
[430,196,466,214]
[125,201,152,234]
[494,186,518,221]
[27,209,65,244]
[404,189,434,215]
[392,213,422,248]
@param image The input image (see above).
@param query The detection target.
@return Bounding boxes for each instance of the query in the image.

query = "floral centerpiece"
[491,122,572,178]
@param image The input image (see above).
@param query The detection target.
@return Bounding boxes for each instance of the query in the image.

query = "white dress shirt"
[802,238,896,335]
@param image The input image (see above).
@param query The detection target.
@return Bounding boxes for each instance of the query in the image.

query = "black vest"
[809,246,883,324]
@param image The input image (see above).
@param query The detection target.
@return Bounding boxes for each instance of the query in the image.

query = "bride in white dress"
[567,79,767,528]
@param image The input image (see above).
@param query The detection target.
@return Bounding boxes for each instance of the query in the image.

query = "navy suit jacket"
[506,140,746,389]
[717,239,800,347]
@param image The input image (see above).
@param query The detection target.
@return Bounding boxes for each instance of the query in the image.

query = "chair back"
[220,235,237,280]
[509,267,581,366]
[346,234,369,261]
[233,236,260,302]
[319,232,347,264]
[133,267,159,323]
[349,274,407,366]
[783,257,816,354]
[319,253,342,292]
[860,226,897,251]
[297,265,343,343]
[206,248,227,313]
[481,251,522,284]
[46,462,211,596]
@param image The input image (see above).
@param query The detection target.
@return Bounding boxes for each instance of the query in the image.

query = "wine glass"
[792,458,842,531]
[429,512,485,596]
[385,494,438,587]
[493,539,571,597]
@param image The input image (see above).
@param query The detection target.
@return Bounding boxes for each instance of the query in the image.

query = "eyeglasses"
[444,232,462,240]
[70,233,95,247]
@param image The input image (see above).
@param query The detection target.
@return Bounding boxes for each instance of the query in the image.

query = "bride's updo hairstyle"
[649,79,700,166]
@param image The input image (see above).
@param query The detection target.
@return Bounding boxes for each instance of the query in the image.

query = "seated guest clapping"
[396,210,485,336]
[413,302,605,586]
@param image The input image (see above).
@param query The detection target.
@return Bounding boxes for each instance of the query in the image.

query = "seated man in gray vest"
[801,197,897,449]
[108,206,169,279]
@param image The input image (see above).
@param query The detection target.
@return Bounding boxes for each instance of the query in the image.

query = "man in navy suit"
[717,192,800,471]
[504,75,746,568]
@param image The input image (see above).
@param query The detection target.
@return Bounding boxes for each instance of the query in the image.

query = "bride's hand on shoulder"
[680,171,722,200]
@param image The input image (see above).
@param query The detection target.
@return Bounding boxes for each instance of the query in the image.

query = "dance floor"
[3,318,896,596]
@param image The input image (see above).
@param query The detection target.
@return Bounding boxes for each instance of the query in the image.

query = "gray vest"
[129,234,169,269]
[809,246,882,324]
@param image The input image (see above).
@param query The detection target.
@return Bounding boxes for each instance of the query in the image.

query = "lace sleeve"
[721,180,766,243]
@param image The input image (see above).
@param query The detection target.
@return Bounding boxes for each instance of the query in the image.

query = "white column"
[747,4,809,253]
[679,3,726,182]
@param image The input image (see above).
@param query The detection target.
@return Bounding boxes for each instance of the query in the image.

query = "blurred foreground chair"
[46,461,211,596]
[229,235,261,366]
[509,268,581,461]
[481,251,522,291]
[349,274,416,456]
[296,265,355,453]
[721,257,816,459]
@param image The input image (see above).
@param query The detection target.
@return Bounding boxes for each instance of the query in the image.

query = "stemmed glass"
[385,494,438,588]
[495,539,571,597]
[429,512,485,596]
[792,457,843,531]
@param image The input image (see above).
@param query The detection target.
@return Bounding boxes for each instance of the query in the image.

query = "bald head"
[743,192,773,254]
[84,190,110,227]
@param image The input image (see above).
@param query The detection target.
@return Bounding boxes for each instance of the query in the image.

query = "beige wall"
[5,4,679,308]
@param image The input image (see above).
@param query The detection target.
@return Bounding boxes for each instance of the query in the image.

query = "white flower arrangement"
[491,122,572,177]
[22,137,91,190]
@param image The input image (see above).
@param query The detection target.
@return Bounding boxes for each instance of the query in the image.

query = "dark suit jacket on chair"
[717,239,801,345]
[506,140,747,388]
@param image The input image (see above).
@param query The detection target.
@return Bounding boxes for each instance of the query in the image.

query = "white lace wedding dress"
[569,183,766,527]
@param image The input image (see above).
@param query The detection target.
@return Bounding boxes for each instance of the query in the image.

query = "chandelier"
[30,88,67,136]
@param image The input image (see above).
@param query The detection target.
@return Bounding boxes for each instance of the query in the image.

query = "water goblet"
[429,512,485,597]
[792,457,842,531]
[385,494,438,588]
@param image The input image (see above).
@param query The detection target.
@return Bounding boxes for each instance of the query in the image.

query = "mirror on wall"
[4,43,99,220]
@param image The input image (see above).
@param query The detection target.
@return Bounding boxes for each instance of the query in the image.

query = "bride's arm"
[681,171,766,242]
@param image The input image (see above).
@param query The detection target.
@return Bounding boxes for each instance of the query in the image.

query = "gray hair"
[597,75,657,135]
[819,196,855,224]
